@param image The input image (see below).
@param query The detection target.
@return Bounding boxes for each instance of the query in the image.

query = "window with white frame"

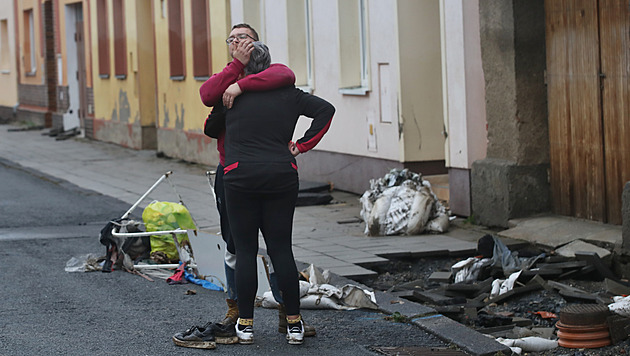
[287,0,313,90]
[338,0,369,94]
[0,19,9,72]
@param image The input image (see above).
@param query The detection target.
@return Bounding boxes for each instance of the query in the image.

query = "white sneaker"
[286,319,304,345]
[235,318,254,344]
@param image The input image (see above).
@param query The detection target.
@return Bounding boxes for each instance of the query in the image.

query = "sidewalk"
[0,124,621,355]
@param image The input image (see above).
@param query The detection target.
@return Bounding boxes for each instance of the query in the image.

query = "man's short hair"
[244,42,271,76]
[231,23,259,41]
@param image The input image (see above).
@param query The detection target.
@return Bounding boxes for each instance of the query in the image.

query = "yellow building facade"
[90,0,230,166]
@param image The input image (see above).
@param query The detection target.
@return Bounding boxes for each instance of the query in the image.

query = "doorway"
[63,3,87,133]
[545,0,630,224]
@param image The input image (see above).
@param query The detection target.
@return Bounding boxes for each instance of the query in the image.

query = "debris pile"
[378,234,630,354]
[360,169,449,236]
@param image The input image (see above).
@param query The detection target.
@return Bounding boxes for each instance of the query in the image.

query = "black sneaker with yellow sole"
[172,325,216,349]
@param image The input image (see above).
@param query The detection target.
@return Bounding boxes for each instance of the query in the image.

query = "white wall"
[294,0,401,161]
[442,0,487,169]
[230,0,449,164]
[0,0,18,108]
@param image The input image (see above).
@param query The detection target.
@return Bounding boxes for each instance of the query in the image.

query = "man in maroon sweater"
[172,24,315,350]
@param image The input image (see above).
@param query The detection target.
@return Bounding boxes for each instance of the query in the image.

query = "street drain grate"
[370,346,467,355]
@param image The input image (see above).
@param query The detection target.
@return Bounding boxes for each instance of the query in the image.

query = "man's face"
[227,28,256,58]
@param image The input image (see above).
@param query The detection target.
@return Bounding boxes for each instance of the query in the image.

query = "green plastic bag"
[142,201,196,261]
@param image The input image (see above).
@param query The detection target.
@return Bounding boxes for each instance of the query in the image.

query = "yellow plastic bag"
[142,201,196,261]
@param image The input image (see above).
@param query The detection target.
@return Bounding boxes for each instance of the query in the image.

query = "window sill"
[1,70,10,75]
[339,87,369,96]
[194,76,210,81]
[115,74,127,80]
[170,75,185,81]
[25,71,36,77]
[297,85,313,94]
[99,74,110,79]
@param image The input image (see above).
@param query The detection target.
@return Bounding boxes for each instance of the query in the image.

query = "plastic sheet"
[65,253,102,272]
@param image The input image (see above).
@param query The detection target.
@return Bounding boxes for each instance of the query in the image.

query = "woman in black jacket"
[223,42,334,346]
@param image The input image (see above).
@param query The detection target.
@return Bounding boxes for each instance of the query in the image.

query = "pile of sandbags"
[360,169,449,236]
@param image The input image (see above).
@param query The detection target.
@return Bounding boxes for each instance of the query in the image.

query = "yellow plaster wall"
[16,0,44,85]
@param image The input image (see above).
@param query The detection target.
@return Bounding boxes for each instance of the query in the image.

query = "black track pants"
[224,186,300,319]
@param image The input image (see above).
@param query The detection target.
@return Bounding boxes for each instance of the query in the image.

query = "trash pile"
[359,169,450,236]
[379,234,630,354]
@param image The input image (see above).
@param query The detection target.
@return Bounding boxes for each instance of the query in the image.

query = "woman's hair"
[244,42,271,76]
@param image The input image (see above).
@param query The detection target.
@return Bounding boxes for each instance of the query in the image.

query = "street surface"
[0,157,449,355]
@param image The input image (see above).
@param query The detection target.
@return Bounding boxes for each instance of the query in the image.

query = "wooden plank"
[545,0,574,216]
[568,0,605,221]
[599,0,630,224]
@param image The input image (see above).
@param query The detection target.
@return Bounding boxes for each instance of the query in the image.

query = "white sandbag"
[406,186,434,235]
[496,337,558,352]
[366,188,395,236]
[426,213,449,233]
[609,295,630,317]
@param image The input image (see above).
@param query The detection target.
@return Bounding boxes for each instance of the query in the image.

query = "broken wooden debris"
[607,315,630,344]
[605,278,630,296]
[575,251,617,281]
[428,271,452,284]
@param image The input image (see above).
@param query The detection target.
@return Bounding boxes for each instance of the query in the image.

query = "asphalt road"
[0,158,449,355]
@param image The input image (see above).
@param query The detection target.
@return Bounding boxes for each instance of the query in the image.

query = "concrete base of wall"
[156,127,218,167]
[449,167,471,217]
[622,182,630,251]
[295,150,445,195]
[141,126,157,150]
[0,106,16,124]
[15,108,62,129]
[471,158,550,228]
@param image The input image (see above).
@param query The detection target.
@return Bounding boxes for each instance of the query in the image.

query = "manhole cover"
[559,304,610,325]
[370,346,467,356]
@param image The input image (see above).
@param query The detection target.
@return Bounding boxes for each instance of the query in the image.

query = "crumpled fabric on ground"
[183,271,223,291]
[167,263,187,284]
[488,235,545,277]
[260,264,378,310]
[452,257,491,283]
[496,336,558,353]
[65,253,102,272]
[359,168,449,236]
[490,270,522,297]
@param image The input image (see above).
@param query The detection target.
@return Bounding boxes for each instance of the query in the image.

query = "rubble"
[362,233,630,355]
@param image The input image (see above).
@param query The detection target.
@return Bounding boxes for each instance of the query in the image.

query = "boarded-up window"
[191,0,211,79]
[168,0,185,79]
[113,0,127,78]
[23,9,36,74]
[96,0,109,78]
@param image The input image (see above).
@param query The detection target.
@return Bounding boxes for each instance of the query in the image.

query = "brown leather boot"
[220,299,239,326]
[277,304,316,336]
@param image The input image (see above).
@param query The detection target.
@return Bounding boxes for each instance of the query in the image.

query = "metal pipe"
[121,171,172,219]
